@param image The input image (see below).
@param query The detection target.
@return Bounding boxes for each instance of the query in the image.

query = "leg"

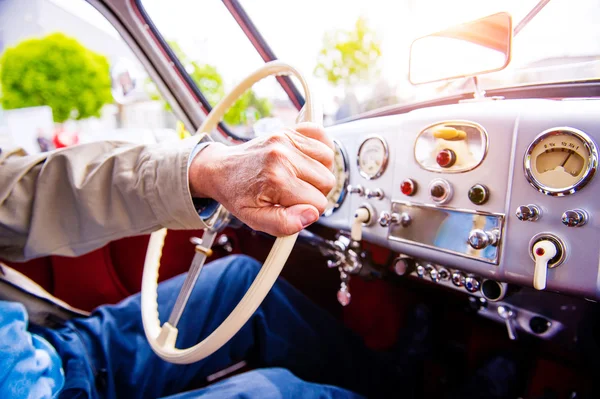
[41,255,395,398]
[160,368,365,399]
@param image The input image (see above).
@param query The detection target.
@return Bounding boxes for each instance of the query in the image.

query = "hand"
[189,123,336,236]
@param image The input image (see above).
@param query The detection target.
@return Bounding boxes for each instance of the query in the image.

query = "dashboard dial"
[357,135,389,179]
[323,140,350,216]
[524,127,598,196]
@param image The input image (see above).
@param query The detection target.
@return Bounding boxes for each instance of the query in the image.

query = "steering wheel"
[141,61,322,364]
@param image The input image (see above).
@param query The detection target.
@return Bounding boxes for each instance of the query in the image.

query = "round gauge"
[323,140,350,216]
[524,127,598,196]
[357,135,389,179]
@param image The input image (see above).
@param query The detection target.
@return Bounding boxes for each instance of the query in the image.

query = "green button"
[468,184,489,205]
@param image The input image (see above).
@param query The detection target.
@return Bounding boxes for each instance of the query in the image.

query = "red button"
[400,179,417,196]
[535,247,545,256]
[436,149,456,168]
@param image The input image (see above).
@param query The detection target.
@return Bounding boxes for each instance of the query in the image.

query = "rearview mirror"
[409,12,512,85]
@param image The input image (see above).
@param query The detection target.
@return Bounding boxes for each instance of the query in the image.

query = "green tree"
[147,40,271,126]
[0,33,112,122]
[314,17,382,88]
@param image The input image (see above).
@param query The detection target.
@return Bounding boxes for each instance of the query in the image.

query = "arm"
[0,138,208,261]
[1,123,335,262]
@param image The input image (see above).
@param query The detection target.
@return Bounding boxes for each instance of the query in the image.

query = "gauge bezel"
[357,134,389,180]
[322,139,350,217]
[414,120,489,174]
[524,127,598,196]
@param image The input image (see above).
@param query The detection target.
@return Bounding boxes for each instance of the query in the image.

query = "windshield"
[240,0,600,121]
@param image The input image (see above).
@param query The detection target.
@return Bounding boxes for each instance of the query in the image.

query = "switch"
[468,229,500,250]
[392,255,415,276]
[436,148,457,168]
[347,184,365,196]
[468,184,489,205]
[366,188,384,200]
[532,240,558,290]
[400,179,417,196]
[464,276,481,292]
[351,207,371,242]
[561,209,588,227]
[378,211,411,228]
[429,178,453,204]
[497,305,518,341]
[516,204,541,221]
[451,271,465,287]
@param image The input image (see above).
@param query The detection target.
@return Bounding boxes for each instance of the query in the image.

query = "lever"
[532,240,557,290]
[351,207,371,242]
[497,305,518,340]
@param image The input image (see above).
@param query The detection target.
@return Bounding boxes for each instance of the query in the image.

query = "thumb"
[248,204,320,236]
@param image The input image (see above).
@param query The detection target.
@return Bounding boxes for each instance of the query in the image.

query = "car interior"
[1,0,599,397]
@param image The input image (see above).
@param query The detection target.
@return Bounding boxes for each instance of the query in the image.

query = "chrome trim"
[387,200,505,265]
[524,127,599,196]
[357,135,389,180]
[414,120,489,174]
[323,140,350,217]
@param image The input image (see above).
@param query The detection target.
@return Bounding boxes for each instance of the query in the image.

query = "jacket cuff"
[142,135,212,230]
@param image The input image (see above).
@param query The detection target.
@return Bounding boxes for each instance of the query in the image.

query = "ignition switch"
[530,234,565,290]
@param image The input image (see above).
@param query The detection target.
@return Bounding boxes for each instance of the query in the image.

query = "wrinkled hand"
[189,123,335,236]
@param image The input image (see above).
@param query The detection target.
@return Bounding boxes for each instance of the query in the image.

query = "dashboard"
[319,98,600,309]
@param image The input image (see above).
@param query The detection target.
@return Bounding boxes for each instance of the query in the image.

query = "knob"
[437,267,450,281]
[429,268,440,283]
[464,276,480,292]
[468,184,490,205]
[429,178,453,204]
[378,211,393,227]
[516,204,541,221]
[468,229,500,250]
[451,271,466,287]
[400,179,417,196]
[351,207,371,241]
[366,188,384,200]
[416,265,426,278]
[561,209,588,227]
[532,240,558,291]
[497,305,518,341]
[436,148,457,168]
[378,211,411,227]
[392,256,415,276]
[348,184,365,196]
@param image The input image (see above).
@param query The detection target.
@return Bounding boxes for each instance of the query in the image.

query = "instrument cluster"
[320,98,600,302]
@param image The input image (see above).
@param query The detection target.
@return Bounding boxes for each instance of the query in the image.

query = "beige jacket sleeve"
[0,138,209,262]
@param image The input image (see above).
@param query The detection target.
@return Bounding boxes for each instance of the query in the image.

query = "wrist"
[189,142,224,199]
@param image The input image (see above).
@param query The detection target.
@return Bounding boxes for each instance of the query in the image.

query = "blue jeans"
[34,255,397,398]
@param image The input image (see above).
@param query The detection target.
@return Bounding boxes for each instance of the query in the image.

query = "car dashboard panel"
[320,98,600,302]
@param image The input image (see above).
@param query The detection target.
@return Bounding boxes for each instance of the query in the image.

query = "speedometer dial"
[323,140,350,216]
[524,127,598,196]
[357,135,389,179]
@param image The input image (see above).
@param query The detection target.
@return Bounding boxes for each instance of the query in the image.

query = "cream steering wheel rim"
[141,61,322,364]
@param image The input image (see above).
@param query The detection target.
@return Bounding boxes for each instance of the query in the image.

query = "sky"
[49,0,600,108]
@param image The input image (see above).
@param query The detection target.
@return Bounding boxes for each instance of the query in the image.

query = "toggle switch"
[497,305,518,341]
[351,207,371,242]
[532,240,558,291]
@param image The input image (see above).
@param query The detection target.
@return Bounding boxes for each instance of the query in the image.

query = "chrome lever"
[497,305,518,340]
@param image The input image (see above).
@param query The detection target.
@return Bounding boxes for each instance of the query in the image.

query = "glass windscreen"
[140,0,298,137]
[241,0,600,121]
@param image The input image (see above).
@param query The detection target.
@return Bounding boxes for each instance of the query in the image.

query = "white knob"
[351,207,371,242]
[532,240,558,290]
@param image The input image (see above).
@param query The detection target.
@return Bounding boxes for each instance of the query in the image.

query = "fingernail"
[300,208,318,227]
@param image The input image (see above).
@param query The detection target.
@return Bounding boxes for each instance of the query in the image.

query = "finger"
[243,204,320,236]
[291,152,336,196]
[283,130,335,171]
[276,177,329,216]
[294,122,334,152]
